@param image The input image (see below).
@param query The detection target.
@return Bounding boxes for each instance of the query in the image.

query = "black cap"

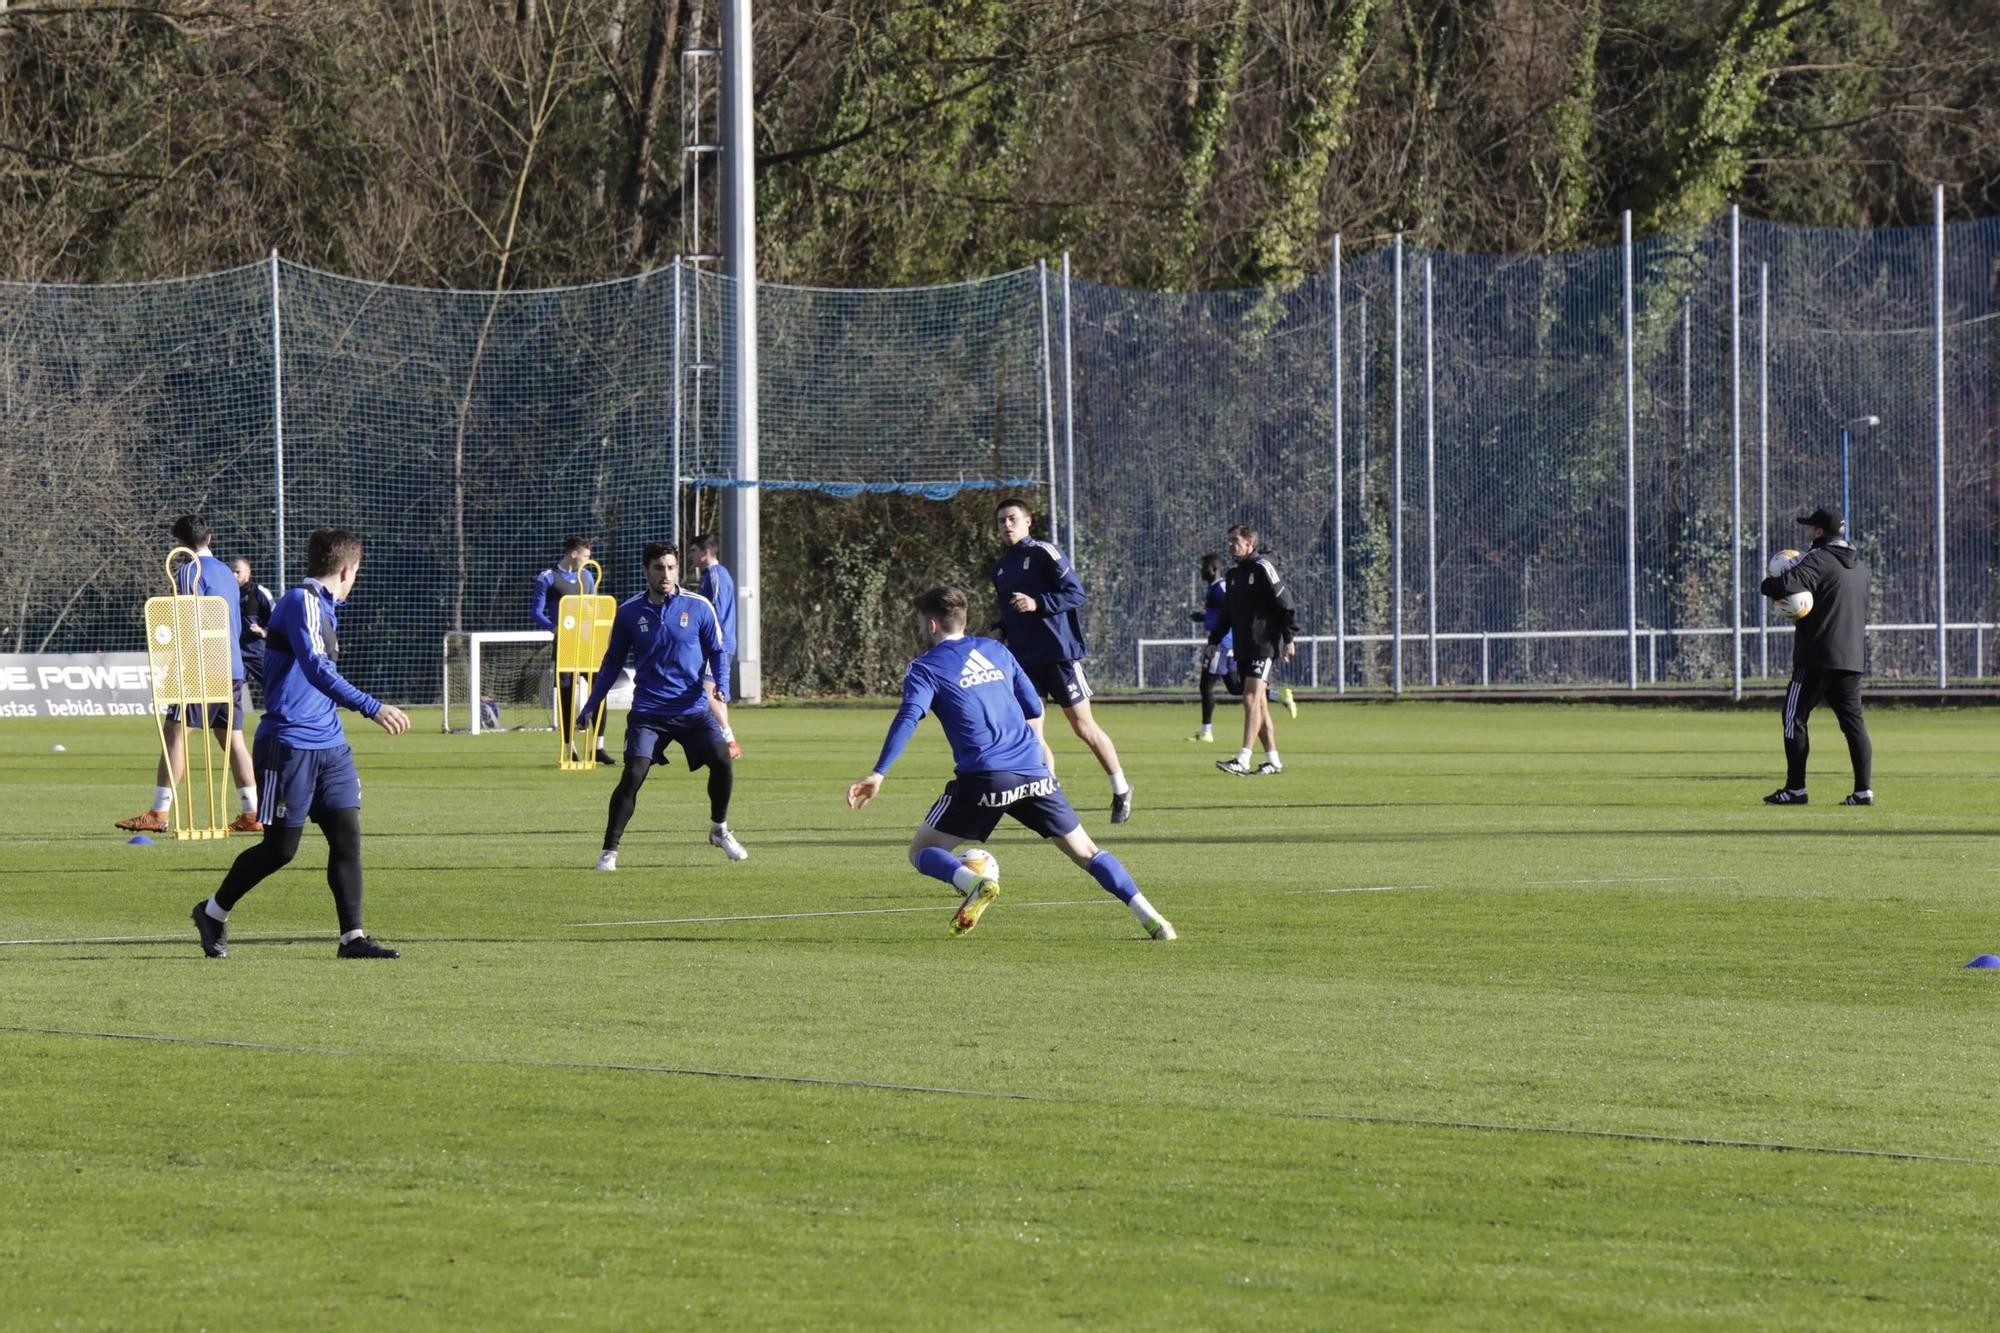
[1796,506,1843,533]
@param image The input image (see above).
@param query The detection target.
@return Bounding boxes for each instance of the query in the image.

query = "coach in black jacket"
[1759,506,1873,806]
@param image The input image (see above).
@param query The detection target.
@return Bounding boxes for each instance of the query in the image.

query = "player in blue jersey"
[1188,552,1241,743]
[688,532,742,758]
[190,527,412,960]
[231,556,276,706]
[846,585,1174,940]
[531,536,614,767]
[990,499,1132,823]
[576,540,746,869]
[117,515,263,835]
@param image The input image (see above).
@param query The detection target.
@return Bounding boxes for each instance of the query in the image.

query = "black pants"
[1783,668,1871,792]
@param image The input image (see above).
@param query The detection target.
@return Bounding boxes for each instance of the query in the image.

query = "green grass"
[4,701,1999,1327]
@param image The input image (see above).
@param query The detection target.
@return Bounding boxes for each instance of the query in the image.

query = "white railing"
[1135,622,2000,692]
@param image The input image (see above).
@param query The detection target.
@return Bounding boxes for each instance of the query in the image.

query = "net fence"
[2,215,1995,702]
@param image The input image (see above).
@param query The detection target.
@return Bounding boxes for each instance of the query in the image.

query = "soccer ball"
[1767,549,1803,579]
[1773,589,1814,621]
[960,848,1000,885]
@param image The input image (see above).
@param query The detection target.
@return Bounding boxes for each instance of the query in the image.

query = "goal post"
[442,630,637,734]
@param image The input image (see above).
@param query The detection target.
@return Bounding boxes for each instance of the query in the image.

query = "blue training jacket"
[872,635,1047,778]
[531,564,599,632]
[579,587,725,722]
[698,562,737,654]
[990,538,1088,667]
[176,552,245,682]
[257,579,383,749]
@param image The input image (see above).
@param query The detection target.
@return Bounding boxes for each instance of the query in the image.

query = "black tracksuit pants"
[1783,668,1871,792]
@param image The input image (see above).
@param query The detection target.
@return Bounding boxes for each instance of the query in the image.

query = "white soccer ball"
[1773,589,1814,622]
[1767,549,1803,579]
[960,848,1000,885]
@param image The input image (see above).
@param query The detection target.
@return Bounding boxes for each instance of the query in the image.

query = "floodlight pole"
[1331,234,1346,695]
[1729,205,1743,701]
[719,0,760,701]
[1391,233,1404,698]
[1622,213,1637,690]
[1933,182,1948,688]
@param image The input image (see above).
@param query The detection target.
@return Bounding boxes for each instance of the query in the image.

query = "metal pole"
[1622,213,1638,689]
[1840,427,1850,532]
[1392,233,1405,697]
[719,0,760,701]
[1935,182,1949,688]
[670,258,684,552]
[1037,260,1059,546]
[1730,205,1743,700]
[1423,256,1437,687]
[1358,294,1369,507]
[1758,262,1770,679]
[1332,235,1346,694]
[268,250,286,590]
[1061,252,1078,566]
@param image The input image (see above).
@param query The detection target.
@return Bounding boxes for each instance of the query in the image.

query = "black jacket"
[1761,539,1868,674]
[1210,552,1299,659]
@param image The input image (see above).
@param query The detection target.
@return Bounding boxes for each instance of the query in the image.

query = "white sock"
[951,864,981,893]
[1264,749,1281,767]
[1126,891,1159,923]
[1235,749,1253,766]
[1110,769,1130,796]
[711,821,730,836]
[238,786,258,814]
[340,929,366,944]
[1198,724,1212,737]
[204,897,228,922]
[151,785,174,813]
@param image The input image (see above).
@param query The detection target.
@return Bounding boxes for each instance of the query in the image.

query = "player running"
[190,527,411,960]
[576,541,746,870]
[1211,524,1299,776]
[1189,552,1241,743]
[989,498,1133,823]
[531,536,614,767]
[847,585,1174,940]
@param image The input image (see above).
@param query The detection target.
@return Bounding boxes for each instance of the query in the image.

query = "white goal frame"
[442,631,553,734]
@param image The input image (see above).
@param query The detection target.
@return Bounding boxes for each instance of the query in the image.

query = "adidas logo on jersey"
[960,648,1005,688]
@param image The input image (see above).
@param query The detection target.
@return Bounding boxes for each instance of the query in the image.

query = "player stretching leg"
[990,499,1133,822]
[847,586,1173,940]
[190,528,411,960]
[576,541,745,870]
[1212,524,1299,776]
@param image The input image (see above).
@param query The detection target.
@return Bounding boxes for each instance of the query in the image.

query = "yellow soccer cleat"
[950,876,1000,937]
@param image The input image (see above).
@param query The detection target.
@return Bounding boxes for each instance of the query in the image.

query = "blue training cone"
[126,835,154,846]
[1965,954,2000,970]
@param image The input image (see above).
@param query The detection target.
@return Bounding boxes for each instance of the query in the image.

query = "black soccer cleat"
[1111,788,1133,824]
[594,749,617,769]
[336,935,401,959]
[1841,791,1874,806]
[191,900,228,959]
[1762,788,1808,805]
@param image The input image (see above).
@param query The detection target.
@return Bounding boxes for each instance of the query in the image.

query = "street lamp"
[1840,414,1879,537]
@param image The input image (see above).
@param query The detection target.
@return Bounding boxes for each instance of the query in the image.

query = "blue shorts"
[1023,660,1092,709]
[923,769,1081,842]
[1204,644,1236,677]
[626,710,731,771]
[166,677,248,731]
[701,651,734,704]
[254,735,361,828]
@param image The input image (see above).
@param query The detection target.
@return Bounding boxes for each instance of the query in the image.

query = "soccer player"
[232,556,276,706]
[989,498,1132,823]
[190,527,412,960]
[531,536,614,767]
[1760,505,1874,806]
[1211,524,1299,776]
[846,585,1174,940]
[116,515,263,834]
[1188,552,1241,743]
[687,532,742,758]
[576,541,746,870]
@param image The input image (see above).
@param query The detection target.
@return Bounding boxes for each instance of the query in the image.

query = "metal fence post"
[1934,183,1949,688]
[1061,251,1077,568]
[1758,262,1770,679]
[1332,234,1346,694]
[670,257,684,551]
[1392,233,1405,698]
[1423,255,1438,687]
[1037,259,1060,548]
[1622,212,1637,689]
[1730,206,1744,700]
[268,250,287,590]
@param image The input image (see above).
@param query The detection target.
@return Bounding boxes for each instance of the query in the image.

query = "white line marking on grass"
[1296,885,1434,895]
[569,899,1110,928]
[0,932,320,948]
[1520,875,1740,886]
[0,1025,1046,1101]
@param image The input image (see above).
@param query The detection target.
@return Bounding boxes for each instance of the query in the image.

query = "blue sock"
[916,846,963,888]
[1085,851,1139,904]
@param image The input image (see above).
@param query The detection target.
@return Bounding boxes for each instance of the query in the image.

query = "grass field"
[4,700,1999,1327]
